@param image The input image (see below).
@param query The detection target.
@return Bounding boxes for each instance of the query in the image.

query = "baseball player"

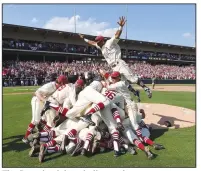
[77,119,102,156]
[99,69,141,102]
[61,80,111,126]
[73,109,122,157]
[122,109,165,159]
[79,16,152,99]
[41,79,85,127]
[104,71,147,143]
[22,75,68,144]
[152,76,156,89]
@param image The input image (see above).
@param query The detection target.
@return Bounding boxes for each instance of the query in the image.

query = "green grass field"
[2,85,196,168]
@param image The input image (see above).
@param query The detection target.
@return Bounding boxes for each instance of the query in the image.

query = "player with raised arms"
[79,16,152,100]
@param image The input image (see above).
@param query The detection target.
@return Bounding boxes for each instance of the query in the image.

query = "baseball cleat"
[27,134,34,142]
[144,87,152,98]
[144,146,154,160]
[117,122,125,131]
[153,143,165,150]
[39,145,47,163]
[71,139,84,156]
[91,140,99,154]
[128,146,137,155]
[114,150,121,157]
[80,115,95,126]
[61,135,69,154]
[29,145,40,157]
[28,132,40,141]
[80,148,87,156]
[29,139,39,147]
[135,90,140,98]
[65,141,76,154]
[120,146,127,154]
[22,137,29,144]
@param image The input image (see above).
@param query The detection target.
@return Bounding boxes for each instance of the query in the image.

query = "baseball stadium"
[2,4,196,168]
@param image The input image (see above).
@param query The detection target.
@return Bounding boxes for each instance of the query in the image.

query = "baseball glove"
[53,113,67,127]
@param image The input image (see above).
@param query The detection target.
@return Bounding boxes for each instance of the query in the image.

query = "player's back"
[49,83,75,105]
[107,81,132,103]
[35,81,56,98]
[101,88,125,109]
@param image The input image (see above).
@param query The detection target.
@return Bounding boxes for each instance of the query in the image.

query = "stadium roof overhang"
[2,23,196,51]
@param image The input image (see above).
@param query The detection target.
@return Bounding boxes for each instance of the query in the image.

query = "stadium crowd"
[3,39,195,61]
[2,60,195,87]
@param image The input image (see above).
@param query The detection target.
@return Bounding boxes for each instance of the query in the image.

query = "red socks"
[24,123,35,138]
[86,102,105,115]
[49,103,68,116]
[111,108,121,123]
[133,139,145,151]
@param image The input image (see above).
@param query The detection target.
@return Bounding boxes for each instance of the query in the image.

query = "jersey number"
[104,90,116,100]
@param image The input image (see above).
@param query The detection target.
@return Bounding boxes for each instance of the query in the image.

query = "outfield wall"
[2,77,196,86]
[142,79,196,84]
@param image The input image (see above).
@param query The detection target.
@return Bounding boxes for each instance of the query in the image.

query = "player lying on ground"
[78,16,152,99]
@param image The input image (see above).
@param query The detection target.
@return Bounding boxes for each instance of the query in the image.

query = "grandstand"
[2,23,196,86]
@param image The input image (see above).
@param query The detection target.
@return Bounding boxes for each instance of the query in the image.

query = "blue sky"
[3,4,195,47]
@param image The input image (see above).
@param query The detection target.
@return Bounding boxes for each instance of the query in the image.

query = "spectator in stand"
[2,60,195,87]
[2,39,195,61]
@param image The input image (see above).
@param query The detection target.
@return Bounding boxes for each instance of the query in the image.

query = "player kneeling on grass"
[22,75,68,144]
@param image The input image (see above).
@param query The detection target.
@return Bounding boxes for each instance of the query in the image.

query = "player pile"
[22,16,164,163]
[22,71,165,163]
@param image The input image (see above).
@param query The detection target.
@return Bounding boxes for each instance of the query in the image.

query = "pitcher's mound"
[138,103,195,129]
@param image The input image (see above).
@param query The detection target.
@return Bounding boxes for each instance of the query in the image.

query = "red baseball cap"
[95,36,104,42]
[111,71,121,78]
[57,75,68,84]
[75,79,84,87]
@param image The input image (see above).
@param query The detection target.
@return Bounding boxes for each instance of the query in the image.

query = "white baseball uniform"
[101,87,125,117]
[122,117,150,145]
[48,83,77,106]
[42,83,77,127]
[79,126,101,142]
[96,36,138,84]
[31,82,57,125]
[51,88,89,139]
[83,101,118,135]
[66,81,110,118]
[107,81,139,130]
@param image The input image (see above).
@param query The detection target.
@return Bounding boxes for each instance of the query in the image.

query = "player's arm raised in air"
[115,16,127,39]
[78,34,97,47]
[107,16,127,46]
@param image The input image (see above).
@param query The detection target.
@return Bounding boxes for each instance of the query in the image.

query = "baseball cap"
[57,75,68,84]
[95,36,104,42]
[75,79,84,87]
[111,71,121,78]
